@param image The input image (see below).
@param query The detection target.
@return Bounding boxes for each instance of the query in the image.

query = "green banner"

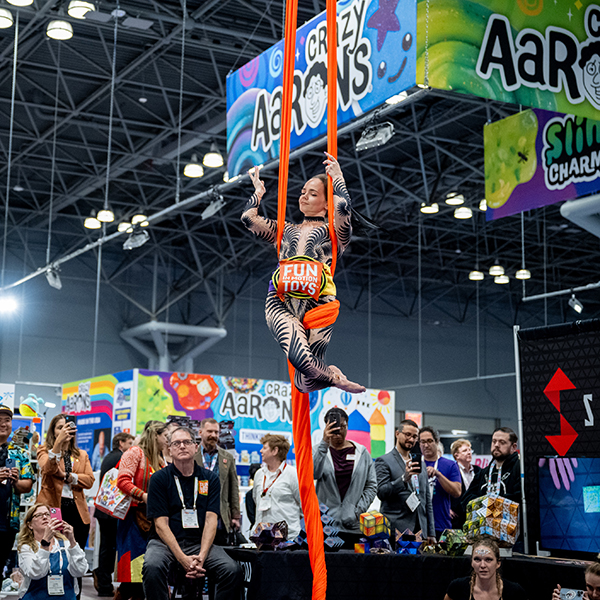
[416,0,600,119]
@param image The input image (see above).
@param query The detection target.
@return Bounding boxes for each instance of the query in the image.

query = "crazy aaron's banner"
[417,0,600,120]
[226,0,416,177]
[484,108,600,219]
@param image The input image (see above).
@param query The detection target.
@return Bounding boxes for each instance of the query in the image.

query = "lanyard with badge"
[202,451,218,472]
[427,459,439,498]
[259,464,286,512]
[486,462,503,497]
[175,476,199,529]
[406,457,421,514]
[48,542,66,595]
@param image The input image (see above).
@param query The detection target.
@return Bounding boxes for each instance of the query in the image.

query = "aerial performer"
[241,154,366,396]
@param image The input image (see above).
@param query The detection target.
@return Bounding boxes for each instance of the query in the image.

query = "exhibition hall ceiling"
[0,0,597,332]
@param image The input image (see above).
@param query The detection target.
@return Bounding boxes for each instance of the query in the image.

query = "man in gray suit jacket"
[194,418,241,544]
[375,419,436,543]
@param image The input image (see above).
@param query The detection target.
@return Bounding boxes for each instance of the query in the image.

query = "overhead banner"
[417,0,600,120]
[517,321,600,553]
[485,108,600,219]
[226,0,416,176]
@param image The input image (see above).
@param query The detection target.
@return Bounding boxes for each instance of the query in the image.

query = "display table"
[225,548,588,600]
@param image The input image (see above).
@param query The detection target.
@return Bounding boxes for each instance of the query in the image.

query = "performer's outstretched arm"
[240,167,277,244]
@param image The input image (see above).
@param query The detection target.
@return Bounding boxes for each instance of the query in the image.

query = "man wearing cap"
[0,406,34,576]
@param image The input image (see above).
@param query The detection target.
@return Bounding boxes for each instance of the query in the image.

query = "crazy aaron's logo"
[542,113,600,190]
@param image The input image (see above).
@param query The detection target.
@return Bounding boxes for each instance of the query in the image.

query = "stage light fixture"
[479,199,487,211]
[84,215,101,229]
[445,192,465,206]
[355,122,394,152]
[203,143,224,168]
[67,1,95,19]
[118,222,131,232]
[454,206,472,219]
[515,269,531,280]
[0,9,13,28]
[46,20,73,40]
[201,194,226,220]
[131,214,147,225]
[45,266,62,290]
[494,275,509,284]
[489,264,504,276]
[123,226,149,250]
[469,270,484,281]
[97,208,115,223]
[568,294,583,314]
[420,202,439,214]
[184,154,204,178]
[0,295,18,314]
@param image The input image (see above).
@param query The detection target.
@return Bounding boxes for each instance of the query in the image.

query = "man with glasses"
[375,419,435,544]
[142,426,242,600]
[418,426,461,540]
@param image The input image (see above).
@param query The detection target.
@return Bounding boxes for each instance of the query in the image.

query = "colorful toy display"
[359,510,391,540]
[395,529,423,555]
[438,529,468,556]
[249,521,288,550]
[464,495,520,547]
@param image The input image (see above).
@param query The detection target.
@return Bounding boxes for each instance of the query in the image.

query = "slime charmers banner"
[416,0,600,121]
[484,108,600,219]
[226,0,417,177]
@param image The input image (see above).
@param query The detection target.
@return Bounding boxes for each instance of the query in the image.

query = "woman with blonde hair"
[115,421,168,600]
[444,537,528,600]
[17,503,88,600]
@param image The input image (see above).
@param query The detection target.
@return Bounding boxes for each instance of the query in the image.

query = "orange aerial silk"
[276,0,338,597]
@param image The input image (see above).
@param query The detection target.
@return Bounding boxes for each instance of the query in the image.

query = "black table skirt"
[225,548,589,600]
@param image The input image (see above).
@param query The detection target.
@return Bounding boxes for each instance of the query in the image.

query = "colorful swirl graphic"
[240,56,260,88]
[269,48,283,78]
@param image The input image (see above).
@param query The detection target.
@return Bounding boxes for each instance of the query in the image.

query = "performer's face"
[299,177,327,217]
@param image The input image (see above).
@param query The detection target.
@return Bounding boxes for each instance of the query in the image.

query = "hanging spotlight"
[469,270,484,281]
[568,294,583,314]
[203,143,224,168]
[84,215,101,229]
[355,122,394,152]
[479,199,487,212]
[6,0,33,6]
[201,193,226,220]
[45,266,62,290]
[97,208,115,223]
[184,154,204,178]
[123,225,149,250]
[67,1,95,19]
[494,274,509,284]
[47,20,73,40]
[0,295,18,314]
[131,214,147,225]
[420,202,439,214]
[117,222,131,232]
[445,192,465,206]
[0,9,13,28]
[489,264,504,276]
[454,206,473,219]
[515,269,531,280]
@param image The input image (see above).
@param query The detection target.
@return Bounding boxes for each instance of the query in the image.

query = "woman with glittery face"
[242,152,366,395]
[444,538,528,600]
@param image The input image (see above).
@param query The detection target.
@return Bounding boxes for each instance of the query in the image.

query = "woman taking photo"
[37,415,95,551]
[444,537,528,600]
[115,421,167,600]
[17,503,88,600]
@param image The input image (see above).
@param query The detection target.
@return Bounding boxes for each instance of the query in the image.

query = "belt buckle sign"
[277,260,322,300]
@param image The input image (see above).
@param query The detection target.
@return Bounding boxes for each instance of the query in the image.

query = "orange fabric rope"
[326,0,338,276]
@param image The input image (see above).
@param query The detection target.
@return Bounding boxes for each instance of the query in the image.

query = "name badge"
[346,454,356,461]
[406,491,420,513]
[258,494,272,512]
[181,509,199,529]
[48,575,64,595]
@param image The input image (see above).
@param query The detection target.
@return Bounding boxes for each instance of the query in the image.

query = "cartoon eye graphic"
[402,32,412,52]
[586,61,598,76]
[377,61,387,79]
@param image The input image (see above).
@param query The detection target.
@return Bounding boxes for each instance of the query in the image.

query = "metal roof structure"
[0,0,597,356]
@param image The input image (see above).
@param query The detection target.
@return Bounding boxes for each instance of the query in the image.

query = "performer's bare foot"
[330,365,366,394]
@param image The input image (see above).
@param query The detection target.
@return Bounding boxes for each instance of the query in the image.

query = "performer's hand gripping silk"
[241,153,366,395]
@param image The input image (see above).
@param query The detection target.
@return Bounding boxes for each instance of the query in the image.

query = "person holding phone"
[552,562,600,600]
[313,407,377,548]
[0,405,34,578]
[17,503,88,600]
[37,415,95,561]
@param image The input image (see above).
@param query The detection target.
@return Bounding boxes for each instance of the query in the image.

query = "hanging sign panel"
[416,0,600,120]
[484,108,600,219]
[226,0,417,177]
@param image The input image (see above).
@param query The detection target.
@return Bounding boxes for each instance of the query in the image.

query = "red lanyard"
[261,463,286,497]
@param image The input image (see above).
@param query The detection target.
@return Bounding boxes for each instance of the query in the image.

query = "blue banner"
[226,0,417,176]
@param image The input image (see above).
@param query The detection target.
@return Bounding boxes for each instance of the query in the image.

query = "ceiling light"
[469,270,484,281]
[451,429,469,436]
[67,1,95,19]
[131,214,147,225]
[118,222,131,232]
[203,143,224,168]
[489,264,504,276]
[46,20,74,40]
[138,95,148,104]
[184,154,204,178]
[494,274,509,284]
[568,294,583,314]
[13,184,23,192]
[445,192,465,206]
[515,269,531,280]
[97,208,115,223]
[454,206,472,219]
[140,220,149,227]
[201,195,226,220]
[6,0,32,6]
[0,295,18,314]
[355,122,394,152]
[84,216,101,229]
[123,227,149,250]
[479,198,487,211]
[0,9,13,28]
[111,8,126,18]
[420,202,439,214]
[417,83,429,89]
[45,266,62,290]
[385,91,408,105]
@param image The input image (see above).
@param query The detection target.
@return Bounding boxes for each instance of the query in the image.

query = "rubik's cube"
[359,511,390,540]
[463,495,520,547]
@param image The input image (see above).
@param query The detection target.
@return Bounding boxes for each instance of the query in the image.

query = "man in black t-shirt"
[142,426,242,600]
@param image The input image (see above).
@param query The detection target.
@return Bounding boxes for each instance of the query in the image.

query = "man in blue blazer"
[375,419,436,543]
